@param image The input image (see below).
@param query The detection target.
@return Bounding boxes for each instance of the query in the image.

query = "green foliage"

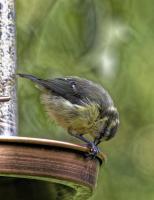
[17,0,154,199]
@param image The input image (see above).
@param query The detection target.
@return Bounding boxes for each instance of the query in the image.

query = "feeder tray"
[0,136,105,200]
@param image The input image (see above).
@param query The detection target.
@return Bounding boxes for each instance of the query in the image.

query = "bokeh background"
[17,0,154,199]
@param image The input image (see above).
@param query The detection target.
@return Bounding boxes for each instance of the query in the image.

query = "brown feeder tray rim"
[0,136,106,163]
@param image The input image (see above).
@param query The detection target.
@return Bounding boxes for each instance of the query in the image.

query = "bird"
[18,73,119,157]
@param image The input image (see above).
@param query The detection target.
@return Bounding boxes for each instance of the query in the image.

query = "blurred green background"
[17,0,154,199]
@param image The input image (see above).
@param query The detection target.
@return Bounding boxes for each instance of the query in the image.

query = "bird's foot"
[86,142,100,159]
[68,129,100,159]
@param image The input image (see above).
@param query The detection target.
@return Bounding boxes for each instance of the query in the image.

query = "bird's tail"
[17,73,49,88]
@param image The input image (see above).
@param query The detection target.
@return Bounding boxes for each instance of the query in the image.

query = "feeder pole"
[0,0,17,135]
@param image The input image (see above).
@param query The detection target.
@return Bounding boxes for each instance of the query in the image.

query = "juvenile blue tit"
[18,73,119,156]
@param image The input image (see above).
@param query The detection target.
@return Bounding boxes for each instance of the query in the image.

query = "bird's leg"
[68,129,100,157]
[94,137,101,146]
[69,130,91,144]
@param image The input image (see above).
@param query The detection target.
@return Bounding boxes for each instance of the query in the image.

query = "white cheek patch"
[115,118,120,125]
[107,106,117,112]
[108,119,119,131]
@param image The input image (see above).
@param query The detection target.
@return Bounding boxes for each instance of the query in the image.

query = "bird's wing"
[18,74,113,107]
[43,77,113,107]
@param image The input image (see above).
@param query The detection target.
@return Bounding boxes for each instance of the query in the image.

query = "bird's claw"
[86,142,100,159]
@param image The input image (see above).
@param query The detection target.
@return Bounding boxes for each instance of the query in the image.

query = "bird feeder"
[0,0,105,199]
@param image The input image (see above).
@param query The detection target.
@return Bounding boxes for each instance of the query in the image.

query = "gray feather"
[18,73,113,108]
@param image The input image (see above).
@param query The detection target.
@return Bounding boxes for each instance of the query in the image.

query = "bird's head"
[95,106,120,145]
